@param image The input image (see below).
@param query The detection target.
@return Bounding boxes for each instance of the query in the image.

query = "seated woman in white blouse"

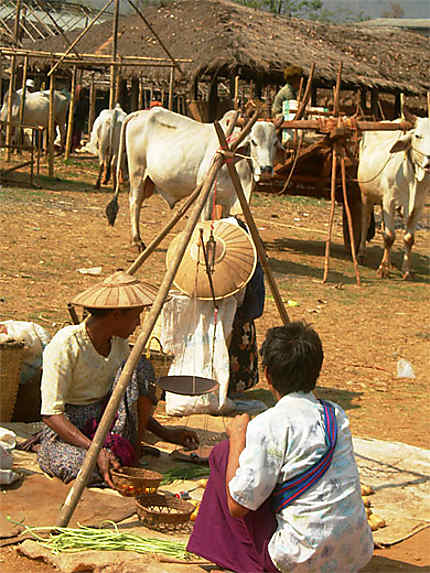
[37,271,198,487]
[187,321,373,573]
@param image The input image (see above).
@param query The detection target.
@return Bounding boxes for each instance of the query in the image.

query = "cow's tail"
[105,110,137,226]
[105,106,120,184]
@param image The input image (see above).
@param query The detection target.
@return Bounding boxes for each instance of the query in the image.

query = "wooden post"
[109,64,115,109]
[14,0,23,46]
[48,73,55,177]
[138,78,144,109]
[17,54,28,152]
[110,0,120,110]
[234,75,239,110]
[55,112,247,528]
[64,65,77,160]
[168,65,174,111]
[370,88,379,119]
[6,55,17,162]
[322,145,337,283]
[427,91,430,118]
[130,77,139,111]
[340,151,361,286]
[333,63,342,116]
[400,93,405,118]
[360,88,367,115]
[214,122,290,325]
[88,75,96,134]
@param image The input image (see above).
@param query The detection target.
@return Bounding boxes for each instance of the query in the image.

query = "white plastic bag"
[0,320,51,384]
[161,293,237,416]
[396,358,416,379]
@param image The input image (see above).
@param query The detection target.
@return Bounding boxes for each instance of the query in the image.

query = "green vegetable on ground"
[11,519,191,559]
[161,464,210,485]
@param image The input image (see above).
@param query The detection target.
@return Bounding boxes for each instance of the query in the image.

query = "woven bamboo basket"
[0,340,26,423]
[145,337,174,380]
[136,493,194,531]
[111,467,162,497]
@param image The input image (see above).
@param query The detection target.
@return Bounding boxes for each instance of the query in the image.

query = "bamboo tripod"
[57,111,290,528]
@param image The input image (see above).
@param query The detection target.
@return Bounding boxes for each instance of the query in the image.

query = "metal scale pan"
[156,375,218,396]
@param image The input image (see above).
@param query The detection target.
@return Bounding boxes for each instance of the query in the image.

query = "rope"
[351,131,403,185]
[277,131,304,195]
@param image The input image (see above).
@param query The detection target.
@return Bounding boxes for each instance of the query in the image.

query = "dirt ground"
[0,153,429,571]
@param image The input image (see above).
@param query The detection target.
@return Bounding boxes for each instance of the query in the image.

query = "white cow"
[87,104,127,189]
[0,90,69,146]
[106,107,282,250]
[357,115,430,279]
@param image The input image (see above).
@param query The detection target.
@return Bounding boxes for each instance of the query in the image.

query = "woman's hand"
[164,427,200,450]
[226,413,250,439]
[97,448,121,489]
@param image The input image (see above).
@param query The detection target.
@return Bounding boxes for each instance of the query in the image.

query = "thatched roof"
[21,0,430,95]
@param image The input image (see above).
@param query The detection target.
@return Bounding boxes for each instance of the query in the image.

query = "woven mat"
[353,437,430,546]
[0,474,136,545]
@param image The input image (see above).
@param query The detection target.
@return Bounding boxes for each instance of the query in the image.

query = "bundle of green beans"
[161,464,210,485]
[19,522,190,558]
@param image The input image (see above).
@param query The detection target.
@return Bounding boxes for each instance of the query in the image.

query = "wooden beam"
[127,0,184,78]
[47,0,114,77]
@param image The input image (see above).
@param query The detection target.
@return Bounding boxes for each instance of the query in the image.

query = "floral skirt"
[37,357,156,484]
[228,320,259,396]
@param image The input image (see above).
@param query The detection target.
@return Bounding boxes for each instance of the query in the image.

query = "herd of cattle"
[1,90,429,279]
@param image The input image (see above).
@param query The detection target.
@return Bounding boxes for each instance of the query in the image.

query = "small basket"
[111,467,162,497]
[0,340,26,423]
[145,337,174,380]
[136,493,194,531]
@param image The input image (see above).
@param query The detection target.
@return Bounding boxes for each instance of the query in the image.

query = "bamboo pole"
[109,0,120,109]
[214,122,290,325]
[333,63,342,116]
[64,65,77,160]
[168,65,174,111]
[109,64,115,109]
[322,145,337,283]
[400,93,405,118]
[127,0,184,78]
[138,78,143,109]
[234,75,240,110]
[47,0,114,77]
[126,183,204,275]
[55,111,249,529]
[17,54,28,152]
[0,47,192,64]
[48,73,55,177]
[5,55,17,162]
[340,151,361,286]
[14,0,22,46]
[88,74,96,134]
[293,63,315,121]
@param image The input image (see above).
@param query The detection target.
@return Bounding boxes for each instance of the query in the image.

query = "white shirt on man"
[229,392,373,572]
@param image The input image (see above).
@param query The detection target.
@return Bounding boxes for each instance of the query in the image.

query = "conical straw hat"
[166,220,257,301]
[71,271,158,309]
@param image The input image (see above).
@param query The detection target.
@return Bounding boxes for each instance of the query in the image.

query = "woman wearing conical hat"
[36,271,198,487]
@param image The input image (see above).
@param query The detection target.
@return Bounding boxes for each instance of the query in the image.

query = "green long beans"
[15,521,190,558]
[161,464,210,485]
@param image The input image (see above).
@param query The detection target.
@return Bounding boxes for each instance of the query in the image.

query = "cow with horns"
[106,107,283,251]
[357,113,430,279]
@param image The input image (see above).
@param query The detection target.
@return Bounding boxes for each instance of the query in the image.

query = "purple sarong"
[187,440,279,573]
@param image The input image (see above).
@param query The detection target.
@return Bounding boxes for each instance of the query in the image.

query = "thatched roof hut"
[23,0,429,97]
